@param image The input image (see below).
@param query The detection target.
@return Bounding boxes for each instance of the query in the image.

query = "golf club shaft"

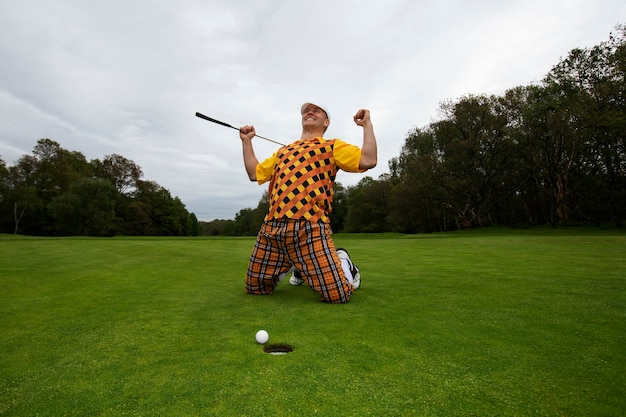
[195,112,285,146]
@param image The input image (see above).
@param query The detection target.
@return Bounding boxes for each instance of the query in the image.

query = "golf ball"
[255,330,269,344]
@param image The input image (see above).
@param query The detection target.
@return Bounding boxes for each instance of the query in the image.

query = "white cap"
[301,102,330,119]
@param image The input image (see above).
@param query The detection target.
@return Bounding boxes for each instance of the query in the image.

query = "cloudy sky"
[1,0,623,220]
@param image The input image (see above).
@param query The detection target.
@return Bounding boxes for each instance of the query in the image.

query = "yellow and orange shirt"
[256,137,364,224]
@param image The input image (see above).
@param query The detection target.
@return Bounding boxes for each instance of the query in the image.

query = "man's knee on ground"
[322,291,352,304]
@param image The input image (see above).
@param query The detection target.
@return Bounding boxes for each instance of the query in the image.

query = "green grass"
[1,228,625,416]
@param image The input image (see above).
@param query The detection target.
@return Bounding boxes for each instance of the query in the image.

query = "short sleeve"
[333,139,365,173]
[255,152,278,184]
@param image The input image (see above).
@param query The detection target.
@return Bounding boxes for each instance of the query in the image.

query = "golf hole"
[263,343,294,355]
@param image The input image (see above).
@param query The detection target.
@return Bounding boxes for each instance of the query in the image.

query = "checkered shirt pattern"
[256,138,362,224]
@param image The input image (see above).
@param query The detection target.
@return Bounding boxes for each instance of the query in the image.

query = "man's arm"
[240,125,259,181]
[354,109,377,170]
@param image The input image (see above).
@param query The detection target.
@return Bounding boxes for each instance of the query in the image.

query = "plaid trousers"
[245,218,353,303]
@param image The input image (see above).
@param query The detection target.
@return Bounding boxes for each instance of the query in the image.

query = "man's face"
[301,104,330,131]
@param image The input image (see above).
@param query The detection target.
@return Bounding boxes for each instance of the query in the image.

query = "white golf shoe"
[289,270,305,286]
[336,248,361,290]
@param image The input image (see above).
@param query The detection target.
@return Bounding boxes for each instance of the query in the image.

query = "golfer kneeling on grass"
[239,101,378,303]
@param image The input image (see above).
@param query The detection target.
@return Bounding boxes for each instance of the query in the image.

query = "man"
[239,101,377,303]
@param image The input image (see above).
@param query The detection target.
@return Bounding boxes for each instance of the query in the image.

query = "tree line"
[2,25,624,236]
[381,25,625,232]
[0,139,199,236]
[203,24,625,235]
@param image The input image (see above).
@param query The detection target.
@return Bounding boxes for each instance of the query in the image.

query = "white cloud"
[1,0,623,220]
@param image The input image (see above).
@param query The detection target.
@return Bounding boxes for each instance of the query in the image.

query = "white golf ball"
[255,330,269,344]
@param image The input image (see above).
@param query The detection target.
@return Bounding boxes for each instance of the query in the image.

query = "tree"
[388,127,450,232]
[0,157,7,199]
[345,176,390,232]
[330,182,348,232]
[2,139,93,234]
[199,219,236,236]
[433,94,523,228]
[117,200,156,236]
[134,180,192,236]
[92,154,143,195]
[233,208,259,236]
[49,178,118,236]
[31,139,92,200]
[254,191,269,227]
[533,24,626,225]
[2,140,199,236]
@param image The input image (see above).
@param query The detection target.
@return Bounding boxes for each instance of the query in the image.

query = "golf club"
[195,112,286,146]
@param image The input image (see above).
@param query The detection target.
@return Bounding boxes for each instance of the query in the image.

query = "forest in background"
[0,146,198,236]
[202,25,625,235]
[2,25,624,236]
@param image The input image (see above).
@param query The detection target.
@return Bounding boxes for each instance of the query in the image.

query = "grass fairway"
[1,229,625,416]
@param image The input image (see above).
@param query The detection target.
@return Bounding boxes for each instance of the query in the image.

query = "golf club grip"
[196,111,286,146]
[195,112,237,129]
